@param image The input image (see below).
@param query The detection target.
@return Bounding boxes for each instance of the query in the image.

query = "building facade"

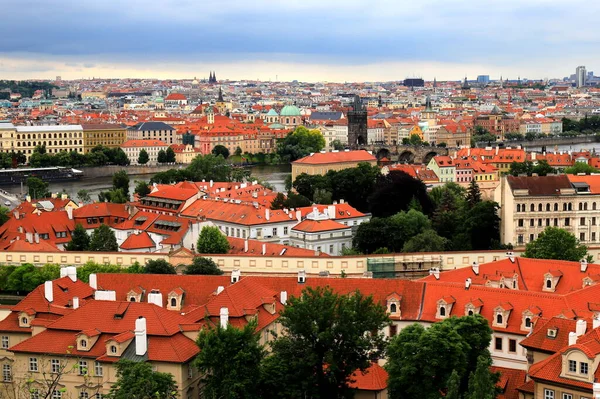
[291,150,377,181]
[121,139,169,166]
[81,124,127,153]
[126,122,177,145]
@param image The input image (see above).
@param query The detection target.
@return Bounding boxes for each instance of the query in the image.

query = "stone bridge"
[361,144,449,164]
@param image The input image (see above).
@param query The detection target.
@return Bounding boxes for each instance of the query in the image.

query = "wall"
[78,164,175,179]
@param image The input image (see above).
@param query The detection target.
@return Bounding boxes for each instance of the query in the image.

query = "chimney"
[568,331,577,346]
[531,152,536,161]
[60,267,68,278]
[244,239,249,253]
[44,281,53,302]
[13,210,19,220]
[465,278,472,290]
[581,259,589,272]
[298,270,306,284]
[507,252,515,263]
[25,232,33,243]
[265,208,270,221]
[34,233,39,244]
[472,261,479,275]
[495,147,499,155]
[147,291,163,307]
[363,271,374,278]
[327,205,336,219]
[231,269,241,284]
[296,210,302,222]
[216,286,225,295]
[61,193,68,200]
[340,199,345,204]
[262,243,266,255]
[593,383,600,399]
[72,296,79,309]
[576,319,587,337]
[66,206,73,220]
[429,268,440,280]
[280,291,288,305]
[220,307,229,329]
[94,290,116,301]
[89,274,97,290]
[26,195,31,203]
[135,317,148,356]
[66,266,77,282]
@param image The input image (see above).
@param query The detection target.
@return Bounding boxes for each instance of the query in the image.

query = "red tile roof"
[507,175,573,196]
[491,366,527,399]
[120,231,155,250]
[121,139,168,148]
[349,363,388,391]
[292,150,376,165]
[227,237,329,257]
[291,219,350,233]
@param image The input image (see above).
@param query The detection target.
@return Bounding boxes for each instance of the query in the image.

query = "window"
[283,227,288,235]
[188,364,193,379]
[79,360,88,375]
[94,361,103,377]
[525,317,532,328]
[439,306,446,317]
[52,391,62,399]
[29,357,38,372]
[495,337,503,350]
[389,324,398,337]
[496,314,503,324]
[544,389,554,399]
[530,204,535,212]
[51,359,60,373]
[30,389,40,399]
[554,203,558,211]
[538,219,542,227]
[518,219,523,227]
[390,303,397,313]
[3,364,11,382]
[329,244,334,253]
[530,234,534,242]
[565,218,570,226]
[594,232,597,242]
[21,317,28,325]
[110,345,117,354]
[80,339,87,348]
[562,394,572,399]
[580,232,586,241]
[568,359,577,372]
[581,217,586,226]
[546,204,550,212]
[530,219,534,227]
[546,279,552,288]
[509,339,517,353]
[518,235,523,244]
[80,392,89,399]
[580,361,589,375]
[538,204,543,212]
[1,336,8,349]
[554,218,558,226]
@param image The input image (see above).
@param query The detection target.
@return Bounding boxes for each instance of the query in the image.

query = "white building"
[121,139,169,166]
[290,207,353,255]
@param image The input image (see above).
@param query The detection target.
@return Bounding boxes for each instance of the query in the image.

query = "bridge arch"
[398,150,415,164]
[376,148,391,160]
[422,151,438,165]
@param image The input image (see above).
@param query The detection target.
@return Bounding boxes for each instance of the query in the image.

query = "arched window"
[538,204,542,212]
[554,203,558,211]
[440,306,446,317]
[525,317,531,328]
[530,204,535,212]
[170,298,177,307]
[594,203,597,211]
[585,203,588,210]
[21,317,28,325]
[468,310,474,316]
[569,203,573,211]
[546,279,552,288]
[390,303,397,313]
[286,118,290,124]
[496,314,503,324]
[546,204,550,212]
[579,203,583,211]
[563,203,567,211]
[110,345,117,354]
[80,340,87,348]
[129,297,136,302]
[516,204,521,212]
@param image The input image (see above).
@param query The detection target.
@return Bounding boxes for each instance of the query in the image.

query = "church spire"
[218,86,224,102]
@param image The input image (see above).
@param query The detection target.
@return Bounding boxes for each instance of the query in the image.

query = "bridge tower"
[347,95,367,149]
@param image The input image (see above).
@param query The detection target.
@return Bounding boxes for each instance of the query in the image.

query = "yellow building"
[0,123,84,161]
[291,150,377,181]
[172,144,202,164]
[81,124,127,153]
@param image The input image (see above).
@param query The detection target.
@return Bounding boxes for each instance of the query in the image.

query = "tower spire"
[218,86,224,102]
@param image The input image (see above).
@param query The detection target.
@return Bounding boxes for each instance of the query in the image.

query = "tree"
[212,144,230,159]
[265,286,389,398]
[196,226,230,254]
[137,149,149,165]
[77,189,91,204]
[464,201,501,250]
[402,230,448,252]
[270,192,286,210]
[89,224,118,252]
[134,180,151,198]
[313,188,333,204]
[6,264,60,292]
[565,162,598,175]
[277,126,326,162]
[466,180,482,208]
[331,139,345,151]
[283,192,311,208]
[368,170,433,217]
[0,206,9,227]
[508,160,533,176]
[523,227,588,261]
[65,223,90,251]
[26,176,49,199]
[165,146,176,163]
[188,154,232,182]
[195,320,264,399]
[144,259,175,274]
[445,369,461,399]
[184,257,224,275]
[532,160,555,176]
[157,149,167,164]
[112,170,130,198]
[234,146,243,157]
[407,134,423,145]
[99,188,128,204]
[465,355,498,399]
[107,360,178,399]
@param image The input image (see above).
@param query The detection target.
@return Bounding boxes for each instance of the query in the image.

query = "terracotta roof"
[227,237,329,257]
[121,139,169,148]
[349,363,388,391]
[120,231,155,250]
[292,150,376,165]
[291,219,350,233]
[491,366,527,399]
[507,175,573,196]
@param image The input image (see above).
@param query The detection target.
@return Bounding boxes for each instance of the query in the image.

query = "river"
[4,164,292,201]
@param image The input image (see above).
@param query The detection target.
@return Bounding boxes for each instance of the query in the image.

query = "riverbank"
[79,164,179,179]
[505,135,599,149]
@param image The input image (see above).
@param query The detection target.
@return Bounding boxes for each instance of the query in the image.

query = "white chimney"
[44,281,53,302]
[568,331,577,346]
[429,268,440,280]
[12,210,19,220]
[296,210,302,222]
[72,296,79,309]
[581,259,589,272]
[298,270,306,284]
[216,286,225,295]
[66,207,73,220]
[94,290,116,301]
[594,316,600,330]
[340,199,345,204]
[66,266,77,282]
[262,243,266,255]
[135,317,148,356]
[26,195,31,203]
[531,151,537,161]
[265,208,270,221]
[89,274,97,290]
[593,383,600,399]
[25,232,33,243]
[472,261,479,275]
[60,267,68,278]
[244,239,248,253]
[210,180,214,188]
[147,292,163,307]
[231,269,241,284]
[576,319,587,337]
[465,278,472,290]
[280,291,288,305]
[507,252,515,263]
[220,307,229,329]
[34,233,39,244]
[327,205,336,219]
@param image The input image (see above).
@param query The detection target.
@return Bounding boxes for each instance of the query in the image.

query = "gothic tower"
[347,95,367,148]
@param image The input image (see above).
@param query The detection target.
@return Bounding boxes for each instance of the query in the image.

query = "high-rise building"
[477,75,490,84]
[347,95,367,148]
[576,66,587,87]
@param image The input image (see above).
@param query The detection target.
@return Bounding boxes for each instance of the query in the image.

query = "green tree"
[523,227,588,261]
[99,188,128,204]
[137,149,149,165]
[89,224,118,252]
[464,201,501,250]
[508,160,534,176]
[77,189,91,204]
[212,144,230,159]
[0,206,9,227]
[144,259,175,274]
[466,180,482,208]
[184,257,224,275]
[368,170,433,217]
[402,230,448,252]
[313,188,333,204]
[532,160,555,176]
[107,360,178,399]
[331,139,345,151]
[446,369,461,399]
[157,149,167,164]
[264,287,389,399]
[407,134,423,145]
[270,192,286,210]
[112,170,130,198]
[76,261,126,283]
[564,162,598,175]
[26,176,49,199]
[134,180,151,198]
[465,355,498,399]
[234,146,243,157]
[65,223,90,251]
[195,320,264,399]
[277,126,326,162]
[6,264,60,292]
[196,226,230,254]
[165,147,176,163]
[188,154,232,182]
[283,192,311,208]
[0,265,16,290]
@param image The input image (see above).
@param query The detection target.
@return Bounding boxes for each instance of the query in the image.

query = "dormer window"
[493,303,512,328]
[440,306,446,317]
[390,303,397,314]
[468,309,474,316]
[130,297,136,302]
[170,298,177,308]
[525,317,531,328]
[110,345,117,354]
[546,279,552,289]
[21,317,28,326]
[496,314,503,324]
[436,296,455,319]
[80,340,87,348]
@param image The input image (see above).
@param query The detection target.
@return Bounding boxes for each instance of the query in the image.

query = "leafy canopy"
[523,227,588,261]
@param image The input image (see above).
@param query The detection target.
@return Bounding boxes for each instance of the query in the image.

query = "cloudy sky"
[1,0,597,82]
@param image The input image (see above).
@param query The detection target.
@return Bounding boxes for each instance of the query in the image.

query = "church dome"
[280,105,301,117]
[266,108,279,116]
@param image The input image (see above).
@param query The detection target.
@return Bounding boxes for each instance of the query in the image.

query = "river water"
[4,164,292,201]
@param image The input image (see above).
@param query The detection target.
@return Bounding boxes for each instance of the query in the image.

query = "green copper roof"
[280,105,301,117]
[266,108,279,116]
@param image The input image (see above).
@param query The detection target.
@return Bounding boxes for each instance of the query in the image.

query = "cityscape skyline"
[2,0,600,82]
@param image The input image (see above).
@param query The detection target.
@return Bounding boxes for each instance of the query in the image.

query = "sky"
[1,0,598,82]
